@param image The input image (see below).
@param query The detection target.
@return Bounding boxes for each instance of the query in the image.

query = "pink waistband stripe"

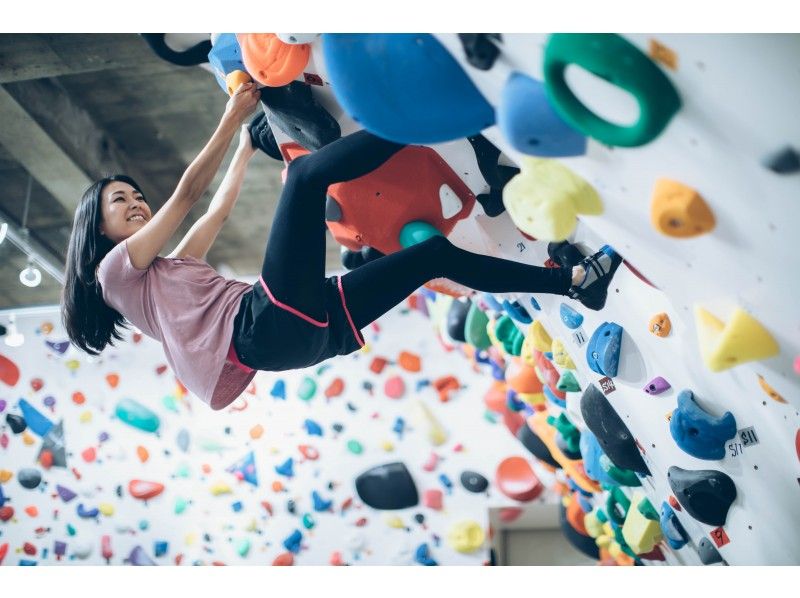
[337,276,365,348]
[227,341,255,374]
[259,275,329,327]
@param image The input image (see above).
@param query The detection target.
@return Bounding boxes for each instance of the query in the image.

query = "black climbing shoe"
[547,240,586,270]
[248,111,282,161]
[567,245,623,311]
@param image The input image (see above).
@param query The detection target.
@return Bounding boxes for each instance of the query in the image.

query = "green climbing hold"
[465,302,491,350]
[543,33,681,147]
[174,497,189,514]
[235,538,251,557]
[162,395,179,412]
[637,496,659,520]
[547,413,581,456]
[494,315,524,356]
[605,485,631,526]
[600,455,642,487]
[298,377,317,401]
[483,410,498,424]
[302,513,316,529]
[175,463,191,478]
[556,370,581,393]
[347,439,364,455]
[399,221,443,248]
[66,523,76,536]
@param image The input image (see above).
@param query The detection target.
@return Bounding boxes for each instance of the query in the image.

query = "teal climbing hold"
[556,370,581,393]
[298,377,317,402]
[465,302,492,350]
[347,439,364,455]
[543,33,681,147]
[670,390,736,460]
[115,398,160,433]
[399,221,443,248]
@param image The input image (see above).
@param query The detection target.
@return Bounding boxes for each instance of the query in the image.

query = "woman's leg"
[339,235,574,329]
[260,130,405,321]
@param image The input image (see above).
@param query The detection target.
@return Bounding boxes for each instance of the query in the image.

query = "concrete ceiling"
[0,33,343,310]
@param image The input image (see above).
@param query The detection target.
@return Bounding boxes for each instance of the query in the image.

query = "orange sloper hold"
[433,376,460,402]
[324,378,345,398]
[238,34,310,87]
[651,178,715,238]
[649,313,672,337]
[495,456,544,502]
[398,351,422,372]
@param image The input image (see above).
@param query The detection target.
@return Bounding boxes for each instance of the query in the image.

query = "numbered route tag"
[572,328,588,347]
[739,426,759,447]
[599,377,616,395]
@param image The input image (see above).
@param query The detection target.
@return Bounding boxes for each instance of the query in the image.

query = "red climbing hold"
[433,375,460,402]
[0,506,14,521]
[30,377,44,392]
[795,429,800,463]
[81,447,97,463]
[128,480,165,501]
[272,552,295,566]
[325,378,345,399]
[298,445,319,461]
[370,357,388,374]
[105,373,120,389]
[495,456,543,502]
[668,495,681,511]
[0,542,8,565]
[330,551,345,566]
[0,354,20,387]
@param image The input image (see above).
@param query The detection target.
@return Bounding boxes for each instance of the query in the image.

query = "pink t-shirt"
[97,240,256,410]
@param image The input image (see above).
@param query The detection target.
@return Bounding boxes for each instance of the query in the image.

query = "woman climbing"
[61,81,623,410]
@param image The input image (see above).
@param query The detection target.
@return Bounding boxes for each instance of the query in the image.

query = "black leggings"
[260,130,572,331]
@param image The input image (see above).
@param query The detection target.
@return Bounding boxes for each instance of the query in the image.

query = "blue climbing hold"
[481,293,504,312]
[506,389,525,412]
[529,296,542,311]
[586,322,623,378]
[659,501,688,550]
[207,33,247,94]
[322,34,495,144]
[76,504,99,519]
[154,540,169,557]
[18,399,53,437]
[283,529,303,554]
[438,473,454,494]
[392,417,405,438]
[498,71,587,157]
[270,379,286,400]
[579,430,617,486]
[304,419,323,436]
[275,457,294,478]
[311,490,333,512]
[502,299,533,324]
[543,384,566,408]
[670,390,736,460]
[559,303,584,329]
[227,451,258,486]
[414,543,438,566]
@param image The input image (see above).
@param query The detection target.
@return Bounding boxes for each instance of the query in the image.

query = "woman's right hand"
[224,81,260,124]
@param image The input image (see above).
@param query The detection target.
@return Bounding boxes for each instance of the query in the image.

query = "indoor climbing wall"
[0,301,563,566]
[199,32,798,564]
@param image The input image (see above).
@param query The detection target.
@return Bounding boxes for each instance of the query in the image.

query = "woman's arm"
[167,126,257,261]
[126,83,260,270]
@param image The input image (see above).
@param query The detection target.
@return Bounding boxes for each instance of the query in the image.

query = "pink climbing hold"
[499,507,524,523]
[422,452,440,472]
[423,489,443,510]
[81,447,97,463]
[384,375,406,399]
[794,355,800,375]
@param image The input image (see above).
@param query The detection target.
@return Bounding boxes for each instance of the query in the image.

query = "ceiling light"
[0,222,7,245]
[4,315,24,347]
[19,260,42,288]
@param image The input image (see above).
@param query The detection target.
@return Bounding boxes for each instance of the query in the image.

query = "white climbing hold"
[439,184,463,219]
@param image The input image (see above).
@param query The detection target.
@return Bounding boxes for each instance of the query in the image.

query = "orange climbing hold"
[71,391,86,405]
[651,178,715,238]
[757,375,786,403]
[648,38,678,70]
[483,380,508,413]
[225,70,252,96]
[433,375,460,402]
[369,357,388,374]
[495,456,544,502]
[136,446,149,463]
[24,505,38,517]
[324,377,345,398]
[238,33,310,87]
[649,313,672,337]
[398,351,422,372]
[250,424,265,439]
[105,373,120,388]
[128,480,164,500]
[565,493,589,536]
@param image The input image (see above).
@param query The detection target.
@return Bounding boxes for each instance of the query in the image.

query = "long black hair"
[61,175,144,355]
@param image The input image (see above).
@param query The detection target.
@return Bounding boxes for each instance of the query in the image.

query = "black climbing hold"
[466,134,518,217]
[697,537,727,565]
[287,499,297,514]
[116,485,123,498]
[762,145,800,174]
[332,423,345,434]
[6,413,26,434]
[458,34,502,71]
[355,462,419,510]
[261,81,341,151]
[667,466,736,527]
[139,34,211,67]
[248,111,282,161]
[547,240,586,270]
[340,246,385,271]
[459,470,489,493]
[516,424,561,470]
[414,513,425,524]
[325,195,343,221]
[580,384,650,475]
[17,468,42,489]
[559,502,600,560]
[446,298,471,343]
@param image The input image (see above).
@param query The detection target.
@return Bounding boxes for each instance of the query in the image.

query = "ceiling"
[0,33,343,310]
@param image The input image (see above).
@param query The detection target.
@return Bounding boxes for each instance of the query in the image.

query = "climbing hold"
[586,322,623,378]
[298,377,317,402]
[399,221,443,249]
[270,379,286,400]
[385,515,405,529]
[695,306,779,372]
[762,145,800,174]
[559,502,600,560]
[446,297,471,343]
[697,537,726,565]
[464,302,491,350]
[398,351,421,372]
[494,316,524,356]
[224,70,251,96]
[322,33,495,144]
[18,399,53,437]
[238,33,309,87]
[282,529,303,554]
[600,455,641,487]
[6,413,26,434]
[580,384,650,475]
[355,462,419,510]
[668,466,736,527]
[125,545,156,566]
[659,501,689,550]
[460,471,489,493]
[644,376,671,395]
[516,424,560,470]
[551,339,576,369]
[559,303,584,329]
[498,71,587,157]
[384,376,406,399]
[128,480,164,501]
[324,377,345,399]
[579,430,616,486]
[503,157,603,241]
[414,542,438,566]
[303,419,323,436]
[549,413,581,459]
[529,321,553,353]
[0,353,21,387]
[447,520,485,553]
[432,375,460,403]
[648,314,671,339]
[17,468,42,489]
[347,439,364,455]
[423,489,443,510]
[757,375,786,403]
[556,370,581,393]
[621,492,663,554]
[543,33,681,147]
[312,490,333,512]
[495,456,544,502]
[502,299,533,324]
[275,458,294,478]
[227,451,258,486]
[458,33,501,70]
[77,503,100,519]
[0,506,13,521]
[115,398,160,433]
[176,428,190,453]
[670,389,736,460]
[207,33,247,94]
[210,482,232,496]
[651,178,715,238]
[415,401,448,446]
[298,445,319,461]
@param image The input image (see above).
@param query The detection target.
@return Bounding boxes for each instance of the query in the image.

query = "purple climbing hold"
[644,376,671,395]
[125,545,157,565]
[46,340,71,355]
[56,484,77,502]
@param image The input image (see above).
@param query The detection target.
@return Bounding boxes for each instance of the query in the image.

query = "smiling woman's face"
[99,181,152,244]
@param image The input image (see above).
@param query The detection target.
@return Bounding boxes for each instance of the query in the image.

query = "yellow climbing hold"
[381,440,395,452]
[551,338,576,369]
[79,410,92,424]
[22,431,35,446]
[651,178,715,238]
[621,492,663,555]
[0,470,12,483]
[210,481,233,496]
[757,375,786,403]
[520,333,536,367]
[447,520,485,553]
[98,503,115,516]
[185,532,197,546]
[695,306,779,372]
[503,157,603,241]
[415,401,447,446]
[584,509,604,538]
[385,515,405,529]
[360,343,371,354]
[529,321,553,353]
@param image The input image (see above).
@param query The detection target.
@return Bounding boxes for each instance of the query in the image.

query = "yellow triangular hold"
[529,320,553,353]
[415,400,448,446]
[551,338,576,369]
[694,306,779,372]
[622,492,663,555]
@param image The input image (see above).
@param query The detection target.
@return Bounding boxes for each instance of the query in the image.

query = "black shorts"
[230,274,365,371]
